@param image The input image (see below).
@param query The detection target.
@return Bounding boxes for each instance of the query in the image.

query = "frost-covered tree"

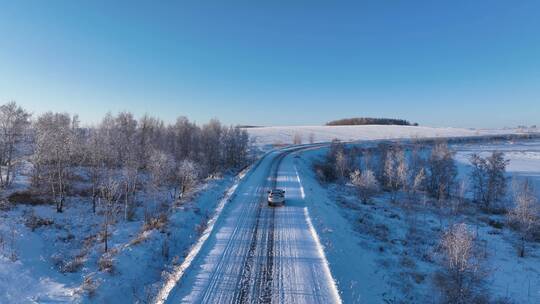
[326,139,348,181]
[32,112,78,212]
[147,149,176,213]
[200,119,222,174]
[384,146,407,200]
[99,176,121,253]
[409,140,425,177]
[137,114,165,169]
[0,101,31,187]
[148,149,175,189]
[113,112,137,167]
[69,114,86,165]
[427,141,457,200]
[121,158,139,221]
[469,151,509,209]
[396,149,409,192]
[508,179,539,257]
[350,169,379,203]
[85,128,108,213]
[405,166,427,205]
[169,116,199,161]
[436,223,484,304]
[383,148,397,190]
[313,139,348,182]
[175,159,199,200]
[26,111,250,215]
[100,112,141,219]
[96,113,116,165]
[335,150,349,181]
[412,167,426,193]
[221,126,249,170]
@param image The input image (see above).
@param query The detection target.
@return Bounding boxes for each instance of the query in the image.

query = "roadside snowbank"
[293,149,390,303]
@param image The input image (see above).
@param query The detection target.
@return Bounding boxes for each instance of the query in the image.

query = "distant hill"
[326,117,417,126]
[237,125,262,128]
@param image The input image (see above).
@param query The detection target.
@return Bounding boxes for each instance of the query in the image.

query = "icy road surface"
[163,147,341,304]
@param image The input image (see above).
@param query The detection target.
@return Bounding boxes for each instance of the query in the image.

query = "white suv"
[267,189,285,206]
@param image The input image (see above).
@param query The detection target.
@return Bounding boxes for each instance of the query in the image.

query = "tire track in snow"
[297,163,342,304]
[200,186,263,303]
[233,149,288,303]
[163,144,334,304]
[157,152,272,304]
[156,167,249,304]
[269,154,342,304]
[233,145,332,304]
[258,150,286,303]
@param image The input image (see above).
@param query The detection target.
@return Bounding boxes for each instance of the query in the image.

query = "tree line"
[325,117,417,126]
[314,139,539,303]
[1,101,250,216]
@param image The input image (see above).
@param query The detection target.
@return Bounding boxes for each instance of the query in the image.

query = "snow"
[155,164,252,304]
[454,139,540,197]
[87,176,240,303]
[0,172,238,303]
[0,169,83,304]
[453,140,540,302]
[2,129,540,303]
[0,253,76,303]
[273,153,341,303]
[245,125,533,147]
[293,148,391,303]
[163,148,342,303]
[303,206,341,302]
[295,139,540,303]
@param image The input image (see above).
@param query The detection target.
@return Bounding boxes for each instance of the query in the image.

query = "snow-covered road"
[162,147,341,304]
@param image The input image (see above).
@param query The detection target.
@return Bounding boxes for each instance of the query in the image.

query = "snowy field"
[1,127,539,303]
[293,149,390,303]
[245,125,536,147]
[297,138,540,303]
[453,140,540,303]
[0,172,239,303]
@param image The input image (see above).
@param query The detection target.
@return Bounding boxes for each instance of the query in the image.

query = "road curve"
[163,147,341,304]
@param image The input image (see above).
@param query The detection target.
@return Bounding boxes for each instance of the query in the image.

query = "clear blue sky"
[1,1,539,128]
